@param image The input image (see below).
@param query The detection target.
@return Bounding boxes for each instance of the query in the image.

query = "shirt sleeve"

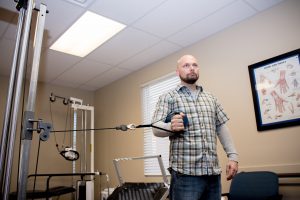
[151,93,174,137]
[152,121,173,137]
[215,97,229,126]
[217,124,238,162]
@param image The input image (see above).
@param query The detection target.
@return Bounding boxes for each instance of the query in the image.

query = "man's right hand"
[171,113,185,132]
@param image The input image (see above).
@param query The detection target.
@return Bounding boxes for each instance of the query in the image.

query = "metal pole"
[81,110,85,173]
[73,109,77,175]
[90,106,95,200]
[90,107,95,173]
[17,3,47,199]
[157,155,169,185]
[0,7,25,193]
[2,0,35,199]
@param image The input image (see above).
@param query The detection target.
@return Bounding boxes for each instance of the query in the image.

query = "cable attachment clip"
[27,119,53,141]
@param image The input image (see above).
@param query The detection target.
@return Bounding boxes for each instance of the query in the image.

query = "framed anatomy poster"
[248,49,300,131]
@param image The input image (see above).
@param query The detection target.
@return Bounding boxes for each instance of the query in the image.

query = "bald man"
[152,55,238,200]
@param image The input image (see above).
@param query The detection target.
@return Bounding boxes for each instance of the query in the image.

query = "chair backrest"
[229,171,280,200]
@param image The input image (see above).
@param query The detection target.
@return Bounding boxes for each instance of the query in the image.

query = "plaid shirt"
[152,84,229,176]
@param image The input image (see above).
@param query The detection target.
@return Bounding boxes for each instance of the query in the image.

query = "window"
[142,73,180,175]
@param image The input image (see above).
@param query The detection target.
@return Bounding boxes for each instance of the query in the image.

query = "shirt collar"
[176,84,203,92]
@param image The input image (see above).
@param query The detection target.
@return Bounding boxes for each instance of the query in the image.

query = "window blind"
[142,74,180,175]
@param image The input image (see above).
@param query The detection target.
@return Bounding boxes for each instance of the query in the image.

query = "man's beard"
[179,73,198,84]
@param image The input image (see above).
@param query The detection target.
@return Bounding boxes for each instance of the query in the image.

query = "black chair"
[222,171,282,200]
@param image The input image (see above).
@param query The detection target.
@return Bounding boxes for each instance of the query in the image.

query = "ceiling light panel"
[50,11,126,57]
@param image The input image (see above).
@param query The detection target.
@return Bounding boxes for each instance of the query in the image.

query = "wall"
[0,75,94,195]
[94,0,300,199]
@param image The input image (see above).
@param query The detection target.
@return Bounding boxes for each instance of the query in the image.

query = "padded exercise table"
[107,155,169,200]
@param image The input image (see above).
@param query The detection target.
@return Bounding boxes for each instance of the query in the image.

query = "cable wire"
[51,111,176,133]
[49,99,71,152]
[32,139,41,200]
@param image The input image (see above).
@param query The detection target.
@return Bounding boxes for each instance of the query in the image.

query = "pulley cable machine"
[49,93,96,199]
[0,0,48,199]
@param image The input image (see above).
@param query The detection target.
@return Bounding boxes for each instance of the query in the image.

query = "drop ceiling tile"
[0,7,16,37]
[86,27,160,66]
[132,0,235,38]
[42,0,85,47]
[0,1,18,12]
[0,38,15,76]
[62,0,96,8]
[89,0,167,24]
[119,41,181,71]
[78,84,98,91]
[0,21,8,38]
[244,0,284,11]
[84,67,132,88]
[56,59,112,84]
[168,0,257,47]
[38,50,82,82]
[50,78,82,88]
[3,17,18,41]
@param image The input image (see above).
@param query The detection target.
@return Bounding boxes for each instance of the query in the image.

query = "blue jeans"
[170,170,221,200]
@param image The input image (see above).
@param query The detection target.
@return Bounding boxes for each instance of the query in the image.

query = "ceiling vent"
[63,0,95,8]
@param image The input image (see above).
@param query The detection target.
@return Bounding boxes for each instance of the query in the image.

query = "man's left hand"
[226,160,238,180]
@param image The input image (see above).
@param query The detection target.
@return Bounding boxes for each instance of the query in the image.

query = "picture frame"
[248,49,300,131]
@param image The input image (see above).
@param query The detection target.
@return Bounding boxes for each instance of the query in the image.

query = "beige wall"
[94,0,300,199]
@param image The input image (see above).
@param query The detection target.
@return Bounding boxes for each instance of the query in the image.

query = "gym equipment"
[9,172,102,199]
[0,1,47,199]
[107,155,169,200]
